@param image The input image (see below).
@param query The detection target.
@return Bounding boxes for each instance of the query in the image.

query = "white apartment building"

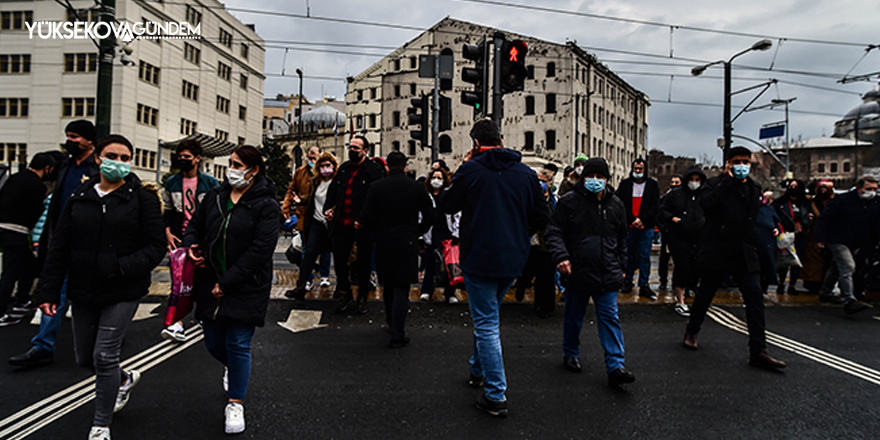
[0,0,264,181]
[346,18,650,184]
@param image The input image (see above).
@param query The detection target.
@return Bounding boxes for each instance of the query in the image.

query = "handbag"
[164,247,196,326]
[441,239,464,287]
[284,232,303,266]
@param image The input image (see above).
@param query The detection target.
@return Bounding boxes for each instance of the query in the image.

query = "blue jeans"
[625,228,654,286]
[32,277,69,353]
[464,273,515,403]
[202,320,256,401]
[562,289,626,374]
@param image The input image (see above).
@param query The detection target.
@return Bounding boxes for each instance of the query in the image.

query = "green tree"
[259,137,292,200]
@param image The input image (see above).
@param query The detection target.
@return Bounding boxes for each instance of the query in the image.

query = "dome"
[298,104,345,128]
[842,100,880,120]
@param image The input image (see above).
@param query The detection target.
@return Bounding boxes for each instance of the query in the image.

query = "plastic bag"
[164,247,196,326]
[775,233,802,269]
[441,239,464,287]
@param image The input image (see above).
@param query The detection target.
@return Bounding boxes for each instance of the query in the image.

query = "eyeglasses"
[102,152,132,162]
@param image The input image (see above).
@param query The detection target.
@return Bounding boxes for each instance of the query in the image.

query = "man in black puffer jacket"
[545,158,635,388]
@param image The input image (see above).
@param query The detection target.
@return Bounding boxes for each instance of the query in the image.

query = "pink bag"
[441,239,465,287]
[164,248,195,326]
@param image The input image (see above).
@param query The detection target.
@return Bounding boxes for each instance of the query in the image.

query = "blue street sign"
[759,124,785,139]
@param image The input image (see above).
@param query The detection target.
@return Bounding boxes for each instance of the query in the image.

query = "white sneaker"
[319,277,331,287]
[223,368,228,393]
[674,303,691,318]
[419,293,430,302]
[89,426,111,440]
[114,370,140,413]
[304,281,313,291]
[225,402,245,434]
[448,295,459,304]
[161,324,186,342]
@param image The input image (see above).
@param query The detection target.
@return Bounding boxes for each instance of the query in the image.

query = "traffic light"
[461,38,490,120]
[438,94,452,132]
[499,40,528,94]
[408,94,429,149]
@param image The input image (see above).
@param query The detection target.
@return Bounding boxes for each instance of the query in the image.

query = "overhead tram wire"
[612,71,863,96]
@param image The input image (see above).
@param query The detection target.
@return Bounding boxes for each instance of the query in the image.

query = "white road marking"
[707,306,880,386]
[132,303,162,322]
[278,309,327,333]
[0,328,203,440]
[873,316,879,322]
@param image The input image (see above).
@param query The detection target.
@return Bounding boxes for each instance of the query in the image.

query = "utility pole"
[296,68,304,160]
[431,53,440,163]
[95,0,116,140]
[723,61,731,161]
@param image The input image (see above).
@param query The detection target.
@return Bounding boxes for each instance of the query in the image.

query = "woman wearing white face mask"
[286,152,338,300]
[419,169,462,303]
[33,134,166,440]
[181,145,280,435]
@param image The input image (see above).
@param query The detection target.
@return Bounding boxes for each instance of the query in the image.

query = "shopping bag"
[774,233,802,269]
[164,247,196,326]
[284,232,303,266]
[441,239,464,287]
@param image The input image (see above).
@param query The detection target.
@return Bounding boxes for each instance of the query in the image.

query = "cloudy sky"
[223,0,879,161]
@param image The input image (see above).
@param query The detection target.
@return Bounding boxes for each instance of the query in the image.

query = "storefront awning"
[160,133,237,158]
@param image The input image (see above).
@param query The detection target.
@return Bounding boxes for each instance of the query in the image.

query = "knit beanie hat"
[582,158,609,178]
[64,120,96,144]
[574,154,589,165]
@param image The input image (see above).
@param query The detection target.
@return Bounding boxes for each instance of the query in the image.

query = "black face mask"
[63,140,86,156]
[41,167,56,182]
[816,190,831,200]
[172,158,195,172]
[349,150,362,163]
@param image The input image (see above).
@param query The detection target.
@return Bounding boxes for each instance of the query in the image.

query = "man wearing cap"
[9,120,100,366]
[546,158,636,387]
[617,158,660,300]
[558,154,588,197]
[0,153,57,326]
[683,146,786,370]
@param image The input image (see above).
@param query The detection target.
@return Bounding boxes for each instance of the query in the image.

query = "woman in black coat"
[35,134,165,440]
[182,145,280,435]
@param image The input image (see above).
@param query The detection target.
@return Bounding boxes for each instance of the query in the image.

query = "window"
[213,165,227,179]
[184,43,200,65]
[240,43,249,59]
[394,59,401,71]
[410,84,417,95]
[369,114,376,128]
[0,144,28,163]
[546,130,556,150]
[181,80,199,101]
[1,11,33,30]
[545,94,556,114]
[524,131,534,151]
[394,85,400,98]
[844,162,852,173]
[239,74,248,90]
[0,54,30,74]
[817,163,825,173]
[392,111,400,127]
[356,90,364,101]
[527,65,535,80]
[219,28,233,48]
[217,62,231,81]
[133,148,157,169]
[64,53,97,73]
[546,62,556,77]
[356,115,363,129]
[239,105,247,120]
[67,9,96,23]
[525,96,535,115]
[136,103,158,126]
[392,141,400,152]
[180,118,197,135]
[370,88,377,100]
[138,61,160,86]
[410,56,417,69]
[185,6,202,25]
[216,96,230,113]
[0,98,28,117]
[830,162,838,173]
[439,135,452,153]
[408,140,416,156]
[215,129,229,141]
[61,98,93,118]
[141,17,161,45]
[238,137,245,146]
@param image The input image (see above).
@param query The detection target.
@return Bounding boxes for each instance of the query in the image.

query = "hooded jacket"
[545,182,628,292]
[163,171,220,236]
[182,175,280,327]
[815,189,880,249]
[439,148,550,278]
[657,166,707,244]
[34,174,166,306]
[616,169,660,229]
[698,173,762,273]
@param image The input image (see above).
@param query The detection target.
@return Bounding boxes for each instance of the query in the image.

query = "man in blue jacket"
[815,176,879,315]
[439,119,550,418]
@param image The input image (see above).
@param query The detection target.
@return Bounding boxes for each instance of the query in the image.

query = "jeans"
[298,222,333,288]
[71,299,139,426]
[625,228,654,286]
[32,277,69,353]
[383,285,410,340]
[464,273,514,403]
[202,320,256,401]
[687,268,766,354]
[562,289,626,373]
[0,230,36,313]
[825,244,858,303]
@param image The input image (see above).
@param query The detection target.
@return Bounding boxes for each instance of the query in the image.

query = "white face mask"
[430,178,444,189]
[227,168,253,189]
[859,191,876,201]
[688,181,701,191]
[574,166,584,176]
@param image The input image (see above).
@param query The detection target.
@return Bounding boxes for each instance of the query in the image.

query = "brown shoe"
[682,331,699,350]
[749,349,787,370]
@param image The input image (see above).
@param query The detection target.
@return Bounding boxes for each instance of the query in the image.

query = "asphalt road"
[2,299,878,440]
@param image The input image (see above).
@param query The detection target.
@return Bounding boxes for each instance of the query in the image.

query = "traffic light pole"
[95,0,116,140]
[431,55,440,163]
[491,31,505,128]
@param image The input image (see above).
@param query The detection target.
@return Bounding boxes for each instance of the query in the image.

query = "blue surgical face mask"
[307,160,315,168]
[584,178,605,194]
[100,158,131,182]
[632,172,644,179]
[732,164,750,180]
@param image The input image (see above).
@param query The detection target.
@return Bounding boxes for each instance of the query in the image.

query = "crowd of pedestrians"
[1,117,878,437]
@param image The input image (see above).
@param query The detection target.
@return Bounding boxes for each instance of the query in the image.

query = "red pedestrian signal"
[500,40,529,94]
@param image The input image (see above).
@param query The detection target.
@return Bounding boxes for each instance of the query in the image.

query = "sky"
[222,0,880,162]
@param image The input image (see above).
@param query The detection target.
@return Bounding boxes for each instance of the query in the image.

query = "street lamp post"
[693,39,773,160]
[771,97,797,174]
[296,68,304,153]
